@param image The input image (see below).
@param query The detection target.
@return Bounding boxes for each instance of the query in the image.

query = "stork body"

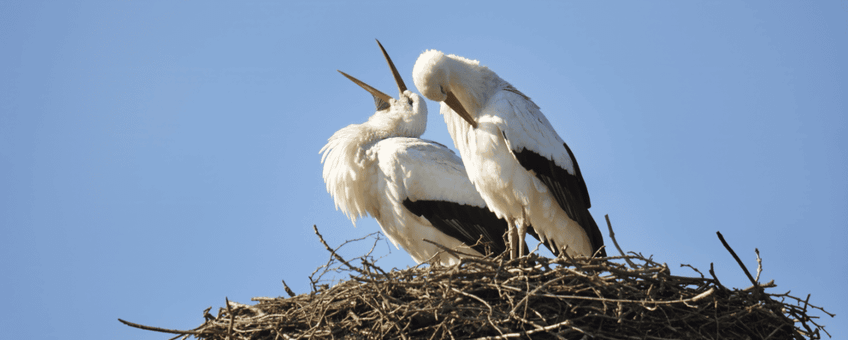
[321,42,512,265]
[412,50,606,258]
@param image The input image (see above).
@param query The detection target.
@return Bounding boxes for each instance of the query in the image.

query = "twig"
[509,287,715,306]
[452,287,494,314]
[606,215,637,268]
[471,319,576,339]
[225,297,234,340]
[117,318,205,336]
[680,263,705,279]
[282,280,296,298]
[708,262,727,291]
[716,232,758,288]
[313,224,369,276]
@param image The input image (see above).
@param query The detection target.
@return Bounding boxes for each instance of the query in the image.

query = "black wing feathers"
[511,143,606,256]
[562,142,591,207]
[402,199,511,256]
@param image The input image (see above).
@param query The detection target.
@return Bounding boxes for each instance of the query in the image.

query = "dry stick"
[803,293,811,314]
[529,239,544,256]
[452,287,494,314]
[117,318,206,336]
[605,214,637,268]
[559,245,585,273]
[470,319,577,340]
[166,333,185,340]
[489,284,715,306]
[715,232,758,288]
[225,297,235,340]
[313,225,369,277]
[713,299,720,340]
[361,231,384,259]
[763,325,787,340]
[510,274,566,316]
[309,231,383,289]
[708,263,727,291]
[282,280,296,298]
[680,263,705,279]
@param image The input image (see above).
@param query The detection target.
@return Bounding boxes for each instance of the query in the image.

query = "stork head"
[337,40,427,138]
[412,50,479,128]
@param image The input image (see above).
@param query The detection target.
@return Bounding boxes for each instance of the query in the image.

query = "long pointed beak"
[375,39,407,95]
[338,70,392,111]
[444,91,478,128]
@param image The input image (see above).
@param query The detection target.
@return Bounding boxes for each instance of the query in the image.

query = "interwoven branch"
[120,222,832,340]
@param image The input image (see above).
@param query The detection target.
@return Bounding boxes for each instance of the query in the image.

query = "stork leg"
[517,223,528,257]
[507,222,518,260]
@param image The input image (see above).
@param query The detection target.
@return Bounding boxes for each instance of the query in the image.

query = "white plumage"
[412,49,606,258]
[321,41,512,265]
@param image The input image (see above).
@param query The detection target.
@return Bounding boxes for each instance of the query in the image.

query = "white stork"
[321,41,519,265]
[412,50,606,259]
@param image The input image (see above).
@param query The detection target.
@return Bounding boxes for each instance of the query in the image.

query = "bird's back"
[371,137,512,258]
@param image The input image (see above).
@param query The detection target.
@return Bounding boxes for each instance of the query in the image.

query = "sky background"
[2,1,846,339]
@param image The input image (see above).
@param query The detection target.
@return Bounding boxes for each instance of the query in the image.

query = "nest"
[120,219,832,339]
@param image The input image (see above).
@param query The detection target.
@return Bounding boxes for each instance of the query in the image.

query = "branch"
[313,224,369,276]
[716,231,758,288]
[117,318,206,336]
[605,214,637,268]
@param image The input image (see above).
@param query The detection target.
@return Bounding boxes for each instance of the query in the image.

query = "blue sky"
[2,1,845,339]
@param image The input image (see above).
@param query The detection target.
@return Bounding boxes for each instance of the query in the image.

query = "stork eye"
[439,85,445,95]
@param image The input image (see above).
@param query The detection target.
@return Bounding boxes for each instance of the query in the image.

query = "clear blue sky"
[2,1,845,339]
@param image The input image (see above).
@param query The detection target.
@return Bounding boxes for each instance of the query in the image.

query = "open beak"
[337,70,392,111]
[376,39,476,128]
[376,39,407,95]
[444,91,477,128]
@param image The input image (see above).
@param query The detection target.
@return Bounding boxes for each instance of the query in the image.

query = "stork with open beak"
[412,49,606,259]
[321,41,517,265]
